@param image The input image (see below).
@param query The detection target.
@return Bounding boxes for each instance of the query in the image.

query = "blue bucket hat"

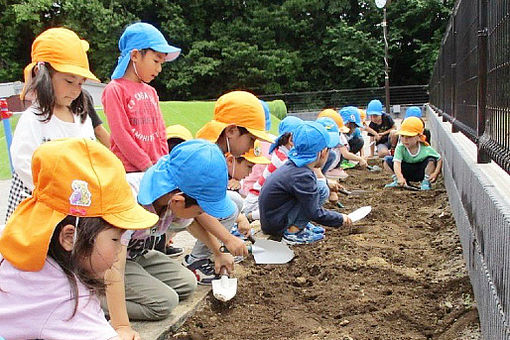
[137,139,235,219]
[268,116,303,154]
[260,100,271,131]
[112,22,181,80]
[288,121,333,167]
[315,117,340,147]
[366,99,383,116]
[339,106,363,127]
[405,106,422,119]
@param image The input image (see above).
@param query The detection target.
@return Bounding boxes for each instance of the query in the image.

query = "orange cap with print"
[196,91,274,143]
[317,109,349,133]
[358,109,367,123]
[241,140,271,164]
[21,27,100,100]
[0,138,158,271]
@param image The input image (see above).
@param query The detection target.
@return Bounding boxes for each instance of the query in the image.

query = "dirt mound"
[170,166,480,340]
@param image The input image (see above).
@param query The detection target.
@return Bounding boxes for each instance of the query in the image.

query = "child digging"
[384,117,442,190]
[259,121,353,245]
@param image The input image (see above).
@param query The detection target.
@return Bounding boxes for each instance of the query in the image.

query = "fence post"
[451,14,458,133]
[477,0,490,163]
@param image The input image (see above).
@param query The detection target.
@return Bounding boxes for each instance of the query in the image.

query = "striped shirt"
[250,146,289,196]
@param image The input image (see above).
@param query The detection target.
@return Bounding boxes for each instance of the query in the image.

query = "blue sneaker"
[305,222,325,234]
[283,228,325,245]
[420,179,431,190]
[385,175,398,188]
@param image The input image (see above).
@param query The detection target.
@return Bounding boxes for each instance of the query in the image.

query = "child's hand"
[228,178,241,190]
[224,234,249,257]
[214,253,235,274]
[359,158,368,168]
[429,173,439,183]
[115,325,141,340]
[327,179,339,191]
[342,214,353,228]
[237,214,251,236]
[397,177,407,186]
[375,133,382,141]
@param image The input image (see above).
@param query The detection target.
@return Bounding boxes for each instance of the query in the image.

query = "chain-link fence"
[430,0,510,173]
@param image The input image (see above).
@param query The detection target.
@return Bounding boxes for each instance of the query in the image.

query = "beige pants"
[103,250,197,321]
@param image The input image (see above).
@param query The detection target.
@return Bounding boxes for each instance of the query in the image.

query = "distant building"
[0,81,106,113]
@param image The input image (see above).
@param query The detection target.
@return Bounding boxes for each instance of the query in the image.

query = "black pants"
[384,156,436,182]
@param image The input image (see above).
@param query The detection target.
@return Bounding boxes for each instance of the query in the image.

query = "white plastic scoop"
[247,236,295,264]
[212,268,237,302]
[348,206,372,222]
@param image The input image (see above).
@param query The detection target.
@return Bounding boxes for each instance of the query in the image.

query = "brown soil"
[170,165,481,340]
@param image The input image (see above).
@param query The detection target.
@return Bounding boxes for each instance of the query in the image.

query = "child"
[389,106,431,151]
[102,22,181,173]
[5,27,99,222]
[183,90,273,283]
[339,106,368,168]
[0,138,158,339]
[156,124,195,257]
[259,121,353,244]
[384,117,442,190]
[83,89,111,148]
[242,116,303,222]
[316,109,350,180]
[104,139,235,328]
[166,124,193,152]
[366,99,396,158]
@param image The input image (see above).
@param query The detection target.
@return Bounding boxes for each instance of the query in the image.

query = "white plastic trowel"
[212,268,237,302]
[347,206,372,222]
[247,235,295,264]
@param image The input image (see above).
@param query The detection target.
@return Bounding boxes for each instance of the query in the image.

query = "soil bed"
[170,165,481,340]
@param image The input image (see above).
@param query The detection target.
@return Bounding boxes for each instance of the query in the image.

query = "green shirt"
[393,142,440,163]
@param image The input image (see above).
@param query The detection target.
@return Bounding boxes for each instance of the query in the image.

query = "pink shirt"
[0,257,118,340]
[102,78,168,172]
[241,141,272,196]
[250,145,289,196]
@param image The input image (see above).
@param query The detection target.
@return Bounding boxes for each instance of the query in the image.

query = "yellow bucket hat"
[21,27,100,100]
[317,109,349,133]
[0,138,158,271]
[166,124,193,141]
[397,116,424,137]
[241,140,270,164]
[196,91,274,143]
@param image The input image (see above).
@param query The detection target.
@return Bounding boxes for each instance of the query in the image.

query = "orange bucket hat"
[21,27,100,100]
[0,138,158,271]
[397,117,429,145]
[196,91,274,143]
[317,109,349,133]
[166,124,193,141]
[241,140,270,164]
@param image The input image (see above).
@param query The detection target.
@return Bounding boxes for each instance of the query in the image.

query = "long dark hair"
[27,62,88,123]
[48,216,114,318]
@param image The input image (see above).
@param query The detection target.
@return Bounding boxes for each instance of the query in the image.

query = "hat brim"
[102,204,159,230]
[51,63,100,82]
[137,165,178,205]
[367,111,382,116]
[243,154,270,164]
[397,130,419,136]
[327,132,340,148]
[246,127,275,143]
[197,194,236,219]
[151,43,181,62]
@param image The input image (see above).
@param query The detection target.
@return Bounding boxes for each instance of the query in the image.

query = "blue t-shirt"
[259,160,344,235]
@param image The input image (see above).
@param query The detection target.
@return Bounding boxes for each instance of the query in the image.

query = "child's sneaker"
[385,175,398,188]
[283,228,325,245]
[183,255,218,285]
[325,168,348,180]
[305,222,325,234]
[420,179,431,190]
[165,245,184,257]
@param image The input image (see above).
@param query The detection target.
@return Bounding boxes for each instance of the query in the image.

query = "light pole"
[376,0,391,114]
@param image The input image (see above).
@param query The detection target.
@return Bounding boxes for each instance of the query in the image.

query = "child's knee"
[150,290,180,320]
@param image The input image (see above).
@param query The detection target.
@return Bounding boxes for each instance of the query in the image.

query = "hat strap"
[71,216,80,254]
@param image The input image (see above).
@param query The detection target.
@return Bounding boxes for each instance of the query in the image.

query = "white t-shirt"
[0,257,118,340]
[10,106,95,191]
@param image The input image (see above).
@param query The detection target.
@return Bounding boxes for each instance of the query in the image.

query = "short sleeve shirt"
[368,114,395,144]
[393,142,441,163]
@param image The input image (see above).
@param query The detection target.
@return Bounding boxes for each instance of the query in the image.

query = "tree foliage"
[0,0,452,100]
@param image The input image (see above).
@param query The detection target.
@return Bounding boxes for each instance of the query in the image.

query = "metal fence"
[259,85,429,114]
[430,0,510,173]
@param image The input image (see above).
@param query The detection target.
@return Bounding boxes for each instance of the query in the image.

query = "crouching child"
[384,117,442,190]
[259,121,353,245]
